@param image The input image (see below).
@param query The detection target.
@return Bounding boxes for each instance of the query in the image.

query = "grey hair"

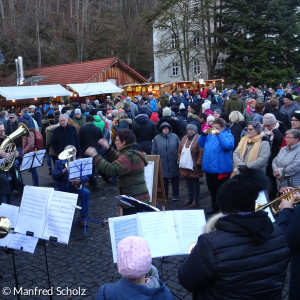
[286,129,300,139]
[229,111,244,123]
[21,108,28,114]
[60,114,69,119]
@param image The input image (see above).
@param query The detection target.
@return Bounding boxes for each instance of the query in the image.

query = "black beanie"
[216,167,269,213]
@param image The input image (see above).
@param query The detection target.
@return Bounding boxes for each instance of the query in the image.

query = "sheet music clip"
[26,231,34,237]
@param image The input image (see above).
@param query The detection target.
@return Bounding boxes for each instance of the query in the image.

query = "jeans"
[46,152,52,169]
[31,168,39,186]
[163,176,179,199]
[0,193,13,205]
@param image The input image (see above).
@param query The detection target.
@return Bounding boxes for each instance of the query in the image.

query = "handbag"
[179,136,196,170]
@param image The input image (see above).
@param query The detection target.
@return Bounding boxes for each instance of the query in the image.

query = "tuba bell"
[255,187,300,215]
[0,123,29,171]
[0,217,11,239]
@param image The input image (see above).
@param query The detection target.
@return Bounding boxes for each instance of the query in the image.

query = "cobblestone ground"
[0,165,289,299]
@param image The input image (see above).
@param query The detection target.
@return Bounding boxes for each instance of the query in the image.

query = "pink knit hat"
[117,236,152,278]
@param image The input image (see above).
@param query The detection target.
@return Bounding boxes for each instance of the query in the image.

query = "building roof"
[0,57,148,86]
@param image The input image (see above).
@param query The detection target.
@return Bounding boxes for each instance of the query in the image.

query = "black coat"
[269,109,291,129]
[277,206,300,300]
[178,211,290,300]
[157,116,182,138]
[230,121,247,150]
[132,114,157,151]
[79,122,103,157]
[52,124,81,157]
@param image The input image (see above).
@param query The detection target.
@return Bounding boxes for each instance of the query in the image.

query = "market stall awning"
[0,84,72,100]
[67,82,122,97]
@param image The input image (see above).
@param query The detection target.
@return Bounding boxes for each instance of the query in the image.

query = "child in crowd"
[95,236,174,300]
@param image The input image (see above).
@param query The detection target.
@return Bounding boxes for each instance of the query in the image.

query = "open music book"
[108,209,206,263]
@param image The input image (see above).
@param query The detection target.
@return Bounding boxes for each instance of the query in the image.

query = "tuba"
[0,217,11,239]
[255,187,300,215]
[0,123,29,172]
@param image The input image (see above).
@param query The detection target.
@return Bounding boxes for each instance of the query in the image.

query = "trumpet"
[256,187,300,215]
[204,128,218,135]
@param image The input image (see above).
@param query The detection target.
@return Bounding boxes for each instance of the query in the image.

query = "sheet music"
[0,232,13,248]
[144,161,154,202]
[256,191,275,222]
[108,214,139,263]
[8,233,38,254]
[138,211,180,258]
[116,195,160,211]
[14,186,52,238]
[174,210,206,253]
[69,158,93,179]
[20,150,45,171]
[0,204,20,228]
[43,191,78,244]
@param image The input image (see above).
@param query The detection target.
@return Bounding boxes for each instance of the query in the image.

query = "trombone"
[256,187,300,215]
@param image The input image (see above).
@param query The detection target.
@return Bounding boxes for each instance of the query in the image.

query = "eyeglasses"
[247,128,254,131]
[115,139,120,142]
[285,136,296,140]
[291,119,299,122]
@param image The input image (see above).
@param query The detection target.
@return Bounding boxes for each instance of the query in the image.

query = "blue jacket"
[198,128,234,174]
[150,98,157,112]
[18,114,35,128]
[52,160,88,192]
[95,277,174,300]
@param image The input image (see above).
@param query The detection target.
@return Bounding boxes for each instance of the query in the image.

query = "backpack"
[34,130,43,150]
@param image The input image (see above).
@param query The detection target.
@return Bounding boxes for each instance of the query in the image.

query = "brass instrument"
[188,242,196,253]
[205,128,218,135]
[0,217,11,239]
[256,187,300,215]
[0,123,29,171]
[58,146,76,170]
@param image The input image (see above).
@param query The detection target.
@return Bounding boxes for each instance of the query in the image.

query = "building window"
[193,32,201,46]
[193,60,201,74]
[171,34,176,49]
[171,62,179,76]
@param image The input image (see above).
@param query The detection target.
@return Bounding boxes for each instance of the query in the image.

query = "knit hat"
[248,99,256,106]
[186,123,198,132]
[207,115,215,123]
[117,236,152,278]
[263,113,276,125]
[249,121,263,134]
[292,111,300,121]
[65,110,72,116]
[284,93,293,101]
[202,102,211,110]
[125,96,132,103]
[97,111,103,117]
[150,112,159,123]
[74,108,81,115]
[216,167,269,213]
[163,107,172,116]
[179,103,185,110]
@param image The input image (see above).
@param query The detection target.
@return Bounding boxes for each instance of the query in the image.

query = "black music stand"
[20,150,46,185]
[68,158,105,235]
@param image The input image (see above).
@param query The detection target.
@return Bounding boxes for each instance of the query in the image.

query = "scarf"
[246,106,255,116]
[237,132,264,163]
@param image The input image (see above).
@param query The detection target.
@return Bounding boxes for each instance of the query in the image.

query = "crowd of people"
[0,83,300,299]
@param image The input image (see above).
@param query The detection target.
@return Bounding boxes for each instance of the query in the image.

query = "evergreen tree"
[217,0,300,86]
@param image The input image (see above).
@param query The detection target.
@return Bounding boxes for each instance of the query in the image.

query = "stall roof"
[0,84,72,100]
[67,82,122,97]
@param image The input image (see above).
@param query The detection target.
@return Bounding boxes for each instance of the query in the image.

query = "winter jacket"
[198,128,234,174]
[179,211,290,300]
[277,206,300,300]
[132,114,157,152]
[32,110,43,128]
[79,122,103,157]
[150,98,157,112]
[225,94,244,115]
[18,113,35,128]
[113,117,132,130]
[73,116,86,128]
[178,134,203,178]
[272,142,300,189]
[151,122,180,178]
[128,101,139,118]
[229,121,247,150]
[95,277,174,300]
[233,136,270,174]
[22,131,35,155]
[269,109,291,129]
[6,120,22,147]
[157,116,182,138]
[280,101,300,119]
[94,115,105,132]
[93,143,150,202]
[186,113,202,134]
[46,124,59,156]
[52,124,81,157]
